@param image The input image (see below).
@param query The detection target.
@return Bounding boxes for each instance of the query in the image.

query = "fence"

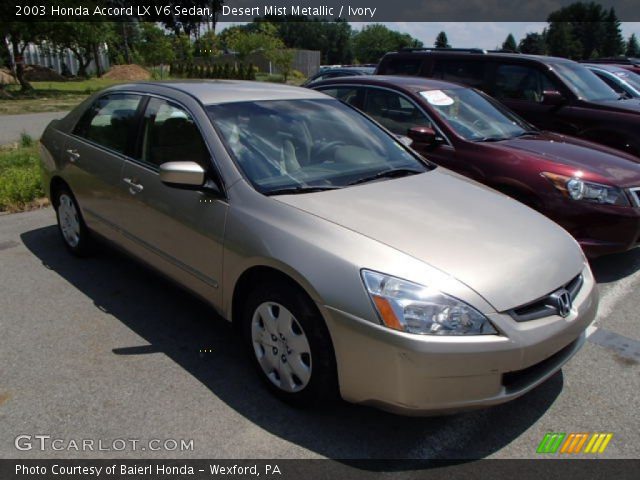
[11,42,110,76]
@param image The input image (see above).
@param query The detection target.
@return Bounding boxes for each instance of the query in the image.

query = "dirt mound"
[24,64,66,81]
[0,69,17,85]
[103,64,151,81]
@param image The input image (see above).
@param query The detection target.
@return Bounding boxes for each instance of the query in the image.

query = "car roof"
[382,50,576,65]
[105,80,329,105]
[311,75,467,93]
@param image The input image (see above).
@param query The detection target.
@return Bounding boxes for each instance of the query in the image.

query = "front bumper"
[549,200,640,257]
[323,267,598,415]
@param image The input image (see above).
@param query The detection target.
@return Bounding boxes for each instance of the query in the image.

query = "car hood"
[274,169,584,312]
[494,132,640,186]
[595,98,640,113]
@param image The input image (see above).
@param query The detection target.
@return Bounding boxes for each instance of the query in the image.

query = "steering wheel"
[312,140,347,162]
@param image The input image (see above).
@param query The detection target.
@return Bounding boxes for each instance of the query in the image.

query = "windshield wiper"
[265,185,342,196]
[515,130,541,137]
[474,136,507,142]
[347,168,424,186]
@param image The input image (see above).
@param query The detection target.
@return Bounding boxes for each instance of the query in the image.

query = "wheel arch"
[229,263,325,328]
[49,176,71,209]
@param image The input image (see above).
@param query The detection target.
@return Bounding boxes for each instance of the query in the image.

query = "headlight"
[361,270,497,336]
[542,172,629,206]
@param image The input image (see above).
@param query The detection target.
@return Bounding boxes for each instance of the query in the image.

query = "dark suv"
[376,49,640,158]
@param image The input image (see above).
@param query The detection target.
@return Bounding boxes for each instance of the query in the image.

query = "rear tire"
[242,280,338,406]
[53,186,93,257]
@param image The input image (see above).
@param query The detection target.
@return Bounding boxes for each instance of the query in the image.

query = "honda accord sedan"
[311,75,640,257]
[39,81,598,414]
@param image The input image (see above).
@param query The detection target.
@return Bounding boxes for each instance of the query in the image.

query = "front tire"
[242,280,338,406]
[54,187,92,256]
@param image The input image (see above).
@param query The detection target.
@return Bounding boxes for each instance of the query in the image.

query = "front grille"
[503,338,580,393]
[507,274,583,322]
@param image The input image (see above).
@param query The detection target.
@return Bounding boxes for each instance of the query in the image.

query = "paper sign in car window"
[420,90,454,106]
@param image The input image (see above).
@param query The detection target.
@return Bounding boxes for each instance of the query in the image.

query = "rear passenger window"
[139,98,209,167]
[494,64,559,102]
[432,60,485,88]
[74,94,142,153]
[382,58,423,76]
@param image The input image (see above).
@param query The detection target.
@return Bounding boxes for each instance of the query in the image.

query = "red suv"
[376,50,640,159]
[311,75,640,257]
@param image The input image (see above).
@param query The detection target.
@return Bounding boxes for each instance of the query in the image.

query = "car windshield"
[615,70,640,90]
[207,99,430,194]
[422,88,532,141]
[552,63,619,101]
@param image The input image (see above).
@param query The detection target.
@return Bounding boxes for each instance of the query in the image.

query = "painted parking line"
[588,328,640,363]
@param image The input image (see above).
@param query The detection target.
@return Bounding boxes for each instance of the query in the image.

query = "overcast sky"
[355,22,640,50]
[218,22,640,50]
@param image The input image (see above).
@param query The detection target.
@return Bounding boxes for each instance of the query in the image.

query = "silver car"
[39,81,598,415]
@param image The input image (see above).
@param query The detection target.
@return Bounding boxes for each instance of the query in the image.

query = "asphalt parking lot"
[0,207,638,460]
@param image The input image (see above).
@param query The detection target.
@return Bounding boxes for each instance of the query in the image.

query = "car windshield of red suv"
[552,63,620,101]
[422,88,534,142]
[615,70,640,91]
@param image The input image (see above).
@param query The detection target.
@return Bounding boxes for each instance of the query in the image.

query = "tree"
[160,0,224,38]
[138,23,175,66]
[627,34,640,57]
[435,31,450,48]
[545,22,582,59]
[252,17,354,64]
[48,22,114,78]
[352,24,422,64]
[546,2,627,59]
[271,49,294,82]
[194,30,219,58]
[223,27,284,64]
[518,32,547,55]
[502,34,518,52]
[601,8,625,57]
[0,22,48,91]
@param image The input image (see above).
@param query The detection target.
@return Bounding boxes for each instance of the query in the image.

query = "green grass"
[0,72,306,115]
[0,144,45,212]
[0,78,127,115]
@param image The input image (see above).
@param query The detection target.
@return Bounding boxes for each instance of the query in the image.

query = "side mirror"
[159,161,205,187]
[541,90,565,106]
[407,126,439,147]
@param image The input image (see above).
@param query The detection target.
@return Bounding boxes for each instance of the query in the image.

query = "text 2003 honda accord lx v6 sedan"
[39,81,598,414]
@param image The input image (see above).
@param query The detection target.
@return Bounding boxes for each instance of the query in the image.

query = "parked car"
[40,81,597,415]
[302,66,376,86]
[311,75,640,257]
[376,49,640,158]
[587,57,640,75]
[583,63,640,99]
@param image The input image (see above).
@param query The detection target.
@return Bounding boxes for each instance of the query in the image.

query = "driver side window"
[139,98,209,168]
[362,89,432,136]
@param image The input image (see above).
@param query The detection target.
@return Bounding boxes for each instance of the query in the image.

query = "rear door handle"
[123,177,144,194]
[66,149,80,162]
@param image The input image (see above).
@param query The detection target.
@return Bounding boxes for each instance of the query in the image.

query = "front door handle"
[66,149,80,162]
[123,177,144,194]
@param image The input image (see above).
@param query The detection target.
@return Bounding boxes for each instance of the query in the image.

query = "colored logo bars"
[537,433,613,454]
